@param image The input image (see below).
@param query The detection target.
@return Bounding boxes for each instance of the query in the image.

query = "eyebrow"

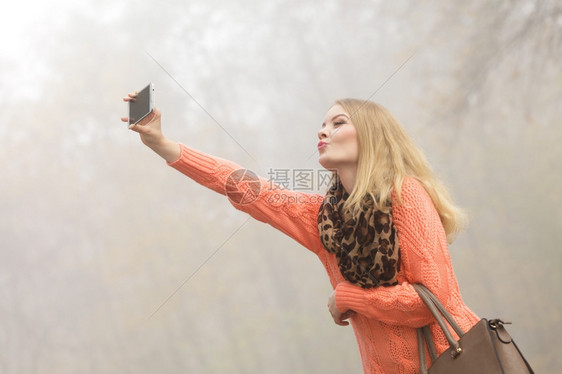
[321,113,350,127]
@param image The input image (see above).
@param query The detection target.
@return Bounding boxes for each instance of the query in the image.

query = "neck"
[337,165,357,194]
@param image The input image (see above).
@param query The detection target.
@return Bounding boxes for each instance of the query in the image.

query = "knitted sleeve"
[334,177,456,328]
[167,144,324,254]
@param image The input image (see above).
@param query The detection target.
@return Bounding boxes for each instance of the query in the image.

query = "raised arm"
[122,98,324,254]
[167,144,324,254]
[333,178,460,328]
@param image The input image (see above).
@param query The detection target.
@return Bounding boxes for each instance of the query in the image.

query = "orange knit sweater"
[168,144,479,374]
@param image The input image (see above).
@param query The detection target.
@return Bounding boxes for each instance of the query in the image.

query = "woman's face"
[317,104,359,170]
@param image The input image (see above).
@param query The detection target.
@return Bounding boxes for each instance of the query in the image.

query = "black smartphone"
[128,83,154,125]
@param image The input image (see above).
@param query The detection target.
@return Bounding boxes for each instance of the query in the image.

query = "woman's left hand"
[328,290,356,326]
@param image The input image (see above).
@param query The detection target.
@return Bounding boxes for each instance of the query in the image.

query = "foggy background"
[1,0,560,373]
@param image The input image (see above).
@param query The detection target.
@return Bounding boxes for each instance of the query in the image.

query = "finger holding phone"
[121,83,181,163]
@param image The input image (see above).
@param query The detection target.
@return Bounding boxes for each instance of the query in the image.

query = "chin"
[318,156,333,170]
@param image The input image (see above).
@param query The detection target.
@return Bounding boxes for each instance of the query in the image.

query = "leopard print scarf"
[317,182,400,289]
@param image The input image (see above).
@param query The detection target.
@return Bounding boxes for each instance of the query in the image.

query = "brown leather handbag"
[413,284,534,374]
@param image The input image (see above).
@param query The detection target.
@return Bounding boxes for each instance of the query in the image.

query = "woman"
[121,94,479,373]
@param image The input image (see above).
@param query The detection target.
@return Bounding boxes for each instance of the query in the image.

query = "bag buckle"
[489,319,512,330]
[450,346,463,359]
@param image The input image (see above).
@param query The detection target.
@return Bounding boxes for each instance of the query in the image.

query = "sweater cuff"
[167,144,221,180]
[335,281,369,314]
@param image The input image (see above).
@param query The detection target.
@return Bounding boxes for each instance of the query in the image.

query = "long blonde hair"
[334,98,466,243]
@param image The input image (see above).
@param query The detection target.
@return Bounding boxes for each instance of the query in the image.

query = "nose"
[318,127,329,140]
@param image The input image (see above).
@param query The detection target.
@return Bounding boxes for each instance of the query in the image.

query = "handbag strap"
[415,284,465,338]
[413,284,465,359]
[417,325,438,374]
[416,329,428,374]
[422,325,438,361]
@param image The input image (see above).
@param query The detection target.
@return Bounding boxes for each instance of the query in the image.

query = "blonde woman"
[122,94,479,373]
